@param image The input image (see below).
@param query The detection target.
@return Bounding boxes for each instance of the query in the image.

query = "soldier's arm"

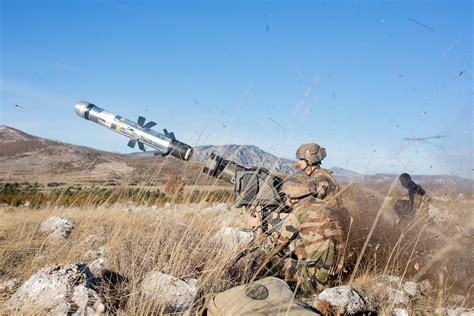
[256,214,299,255]
[315,180,330,199]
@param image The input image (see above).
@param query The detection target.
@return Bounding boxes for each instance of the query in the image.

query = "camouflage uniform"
[255,146,345,292]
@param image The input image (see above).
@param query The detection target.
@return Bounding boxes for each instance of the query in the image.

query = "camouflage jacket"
[307,168,340,200]
[280,168,341,206]
[255,168,345,285]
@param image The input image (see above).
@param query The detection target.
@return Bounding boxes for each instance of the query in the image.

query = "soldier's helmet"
[296,143,327,165]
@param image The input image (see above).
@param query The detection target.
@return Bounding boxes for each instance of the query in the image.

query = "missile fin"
[138,116,146,127]
[163,128,176,140]
[144,121,157,129]
[138,141,145,151]
[127,139,137,148]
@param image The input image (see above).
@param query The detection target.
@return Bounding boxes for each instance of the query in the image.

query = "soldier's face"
[296,159,307,171]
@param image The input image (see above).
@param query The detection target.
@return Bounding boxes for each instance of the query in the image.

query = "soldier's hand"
[243,211,262,228]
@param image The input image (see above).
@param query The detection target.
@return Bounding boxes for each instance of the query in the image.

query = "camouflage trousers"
[279,257,332,294]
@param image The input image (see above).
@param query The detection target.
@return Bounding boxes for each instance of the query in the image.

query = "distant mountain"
[0,125,207,186]
[1,125,472,191]
[191,144,296,174]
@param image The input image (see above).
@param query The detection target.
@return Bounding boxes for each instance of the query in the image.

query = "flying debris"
[459,70,466,77]
[409,18,437,32]
[267,117,287,138]
[74,101,193,161]
[14,104,23,109]
[402,134,447,147]
[442,38,461,58]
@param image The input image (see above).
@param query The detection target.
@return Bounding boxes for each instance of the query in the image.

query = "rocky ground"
[1,191,472,315]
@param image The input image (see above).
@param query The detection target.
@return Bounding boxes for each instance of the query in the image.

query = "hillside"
[1,125,472,191]
[0,126,213,186]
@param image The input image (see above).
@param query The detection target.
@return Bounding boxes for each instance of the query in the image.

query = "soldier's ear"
[303,160,310,169]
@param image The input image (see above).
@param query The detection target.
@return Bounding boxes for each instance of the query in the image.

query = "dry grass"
[0,204,260,314]
[0,182,472,314]
[341,183,473,311]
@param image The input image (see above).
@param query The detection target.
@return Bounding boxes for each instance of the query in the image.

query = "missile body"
[75,101,193,161]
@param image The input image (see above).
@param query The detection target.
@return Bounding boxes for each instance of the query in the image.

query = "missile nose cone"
[74,101,93,118]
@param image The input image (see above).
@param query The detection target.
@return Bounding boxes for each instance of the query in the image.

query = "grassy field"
[0,181,472,314]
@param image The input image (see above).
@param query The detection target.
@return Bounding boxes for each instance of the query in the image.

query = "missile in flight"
[74,101,193,161]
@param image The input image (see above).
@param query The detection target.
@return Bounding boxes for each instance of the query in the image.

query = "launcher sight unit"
[202,153,287,219]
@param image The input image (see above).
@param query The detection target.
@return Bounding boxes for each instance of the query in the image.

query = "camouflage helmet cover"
[296,143,327,165]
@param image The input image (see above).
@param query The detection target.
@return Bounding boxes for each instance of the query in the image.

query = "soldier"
[394,173,431,222]
[244,143,346,293]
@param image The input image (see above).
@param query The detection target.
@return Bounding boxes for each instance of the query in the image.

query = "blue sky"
[1,0,472,177]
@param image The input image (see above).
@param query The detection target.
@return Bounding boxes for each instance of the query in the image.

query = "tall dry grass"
[340,183,473,311]
[0,181,472,314]
[0,203,261,314]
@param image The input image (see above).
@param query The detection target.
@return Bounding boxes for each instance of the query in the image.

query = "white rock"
[8,262,105,315]
[393,308,409,316]
[215,227,253,249]
[0,278,18,293]
[388,288,409,306]
[40,216,74,240]
[97,225,110,238]
[84,246,106,261]
[419,279,433,294]
[380,275,402,285]
[83,234,98,244]
[403,281,422,297]
[140,271,198,312]
[71,285,106,314]
[318,286,367,314]
[80,234,105,247]
[89,257,107,278]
